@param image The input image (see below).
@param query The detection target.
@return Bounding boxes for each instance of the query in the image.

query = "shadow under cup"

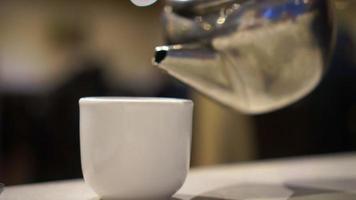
[79,97,193,200]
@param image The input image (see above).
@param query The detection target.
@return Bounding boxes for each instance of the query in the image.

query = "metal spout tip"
[154,46,169,64]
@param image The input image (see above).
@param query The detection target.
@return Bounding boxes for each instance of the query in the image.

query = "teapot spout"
[154,44,230,88]
[153,44,254,113]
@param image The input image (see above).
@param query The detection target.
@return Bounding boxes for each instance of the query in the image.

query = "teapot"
[154,0,335,114]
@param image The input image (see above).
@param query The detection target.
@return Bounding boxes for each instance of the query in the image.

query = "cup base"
[99,196,175,200]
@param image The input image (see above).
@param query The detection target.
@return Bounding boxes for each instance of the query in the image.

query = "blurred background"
[0,0,355,185]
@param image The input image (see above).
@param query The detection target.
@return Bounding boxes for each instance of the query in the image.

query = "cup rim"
[79,97,193,105]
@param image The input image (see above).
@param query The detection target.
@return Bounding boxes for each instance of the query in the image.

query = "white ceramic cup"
[79,97,193,200]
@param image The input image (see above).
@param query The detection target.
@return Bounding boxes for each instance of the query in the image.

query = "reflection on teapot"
[154,0,335,114]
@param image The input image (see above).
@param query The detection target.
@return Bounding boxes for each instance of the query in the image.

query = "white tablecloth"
[2,153,356,200]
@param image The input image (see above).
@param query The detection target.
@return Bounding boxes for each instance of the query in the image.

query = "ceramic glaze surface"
[79,97,193,200]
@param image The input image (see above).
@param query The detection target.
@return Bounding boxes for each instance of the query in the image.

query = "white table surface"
[2,153,356,200]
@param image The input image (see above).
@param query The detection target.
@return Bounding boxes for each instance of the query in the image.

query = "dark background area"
[0,0,355,185]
